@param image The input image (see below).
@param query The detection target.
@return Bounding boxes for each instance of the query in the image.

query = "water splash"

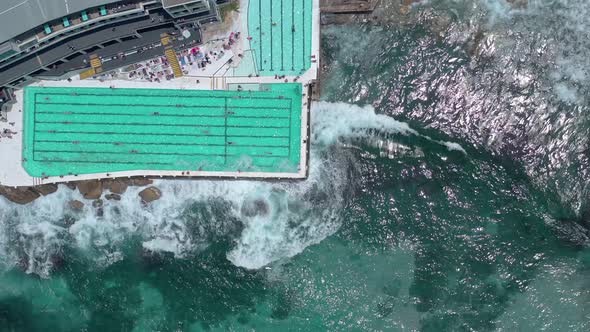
[0,101,437,275]
[313,101,466,153]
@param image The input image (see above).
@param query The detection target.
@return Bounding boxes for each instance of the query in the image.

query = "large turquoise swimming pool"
[247,0,313,76]
[23,84,303,177]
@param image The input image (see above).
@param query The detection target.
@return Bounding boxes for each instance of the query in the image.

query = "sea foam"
[0,101,464,275]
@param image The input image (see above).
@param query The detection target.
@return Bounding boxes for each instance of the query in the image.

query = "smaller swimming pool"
[248,0,313,76]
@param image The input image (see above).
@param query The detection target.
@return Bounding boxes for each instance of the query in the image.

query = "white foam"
[0,187,71,277]
[473,0,590,105]
[312,101,418,145]
[553,83,579,103]
[0,101,466,276]
[226,149,348,269]
[312,101,466,154]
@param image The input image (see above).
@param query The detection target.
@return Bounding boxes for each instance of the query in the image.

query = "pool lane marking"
[270,0,274,71]
[281,0,284,71]
[36,112,290,119]
[259,0,263,71]
[291,0,295,71]
[34,130,290,138]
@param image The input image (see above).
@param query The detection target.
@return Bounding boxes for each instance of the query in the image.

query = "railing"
[36,3,142,42]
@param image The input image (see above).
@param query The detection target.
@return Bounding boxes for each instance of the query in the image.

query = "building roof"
[0,0,123,43]
[162,0,204,8]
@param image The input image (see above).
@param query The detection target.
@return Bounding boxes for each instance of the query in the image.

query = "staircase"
[89,54,103,74]
[164,46,183,78]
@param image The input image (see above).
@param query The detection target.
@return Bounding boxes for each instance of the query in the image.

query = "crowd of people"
[93,31,242,83]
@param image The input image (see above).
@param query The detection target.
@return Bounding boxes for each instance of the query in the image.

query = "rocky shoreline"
[0,178,162,207]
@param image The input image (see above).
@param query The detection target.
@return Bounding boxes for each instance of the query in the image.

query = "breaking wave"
[0,101,457,276]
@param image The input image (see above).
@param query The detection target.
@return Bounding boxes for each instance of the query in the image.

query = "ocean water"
[1,0,590,331]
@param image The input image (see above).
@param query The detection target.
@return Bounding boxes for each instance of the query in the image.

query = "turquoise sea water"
[1,0,590,331]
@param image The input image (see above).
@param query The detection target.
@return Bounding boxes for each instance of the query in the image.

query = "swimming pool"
[247,0,313,76]
[22,85,302,177]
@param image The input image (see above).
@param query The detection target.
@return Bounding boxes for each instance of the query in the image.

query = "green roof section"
[22,85,302,177]
[248,0,313,76]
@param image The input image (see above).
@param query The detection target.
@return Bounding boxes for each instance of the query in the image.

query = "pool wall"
[247,0,313,76]
[23,85,302,177]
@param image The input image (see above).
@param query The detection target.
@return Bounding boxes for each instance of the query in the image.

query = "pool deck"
[0,0,320,187]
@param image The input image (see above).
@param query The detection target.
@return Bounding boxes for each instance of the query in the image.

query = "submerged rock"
[0,186,40,204]
[139,186,162,203]
[107,179,128,194]
[34,183,58,196]
[68,200,84,212]
[105,193,122,201]
[507,0,527,9]
[241,198,270,217]
[92,199,103,208]
[131,178,153,187]
[76,180,102,200]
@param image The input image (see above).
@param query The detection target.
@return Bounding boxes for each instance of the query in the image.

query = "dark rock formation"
[0,186,40,204]
[139,186,162,203]
[76,180,103,200]
[1,176,155,205]
[241,198,270,217]
[105,193,122,201]
[131,178,153,187]
[107,179,128,194]
[68,200,84,212]
[34,184,58,196]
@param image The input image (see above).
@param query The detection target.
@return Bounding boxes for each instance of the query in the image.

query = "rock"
[96,207,104,217]
[107,179,128,194]
[65,182,77,190]
[0,186,40,204]
[139,186,162,203]
[68,200,84,211]
[76,180,102,200]
[399,5,410,15]
[63,215,76,228]
[507,0,527,9]
[105,193,121,201]
[92,199,103,208]
[241,198,270,217]
[33,183,58,196]
[131,178,153,187]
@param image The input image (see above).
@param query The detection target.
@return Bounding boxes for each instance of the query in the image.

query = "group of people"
[89,29,242,84]
[0,127,17,141]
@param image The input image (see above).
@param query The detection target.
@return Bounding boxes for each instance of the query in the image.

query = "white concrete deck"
[0,0,320,187]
